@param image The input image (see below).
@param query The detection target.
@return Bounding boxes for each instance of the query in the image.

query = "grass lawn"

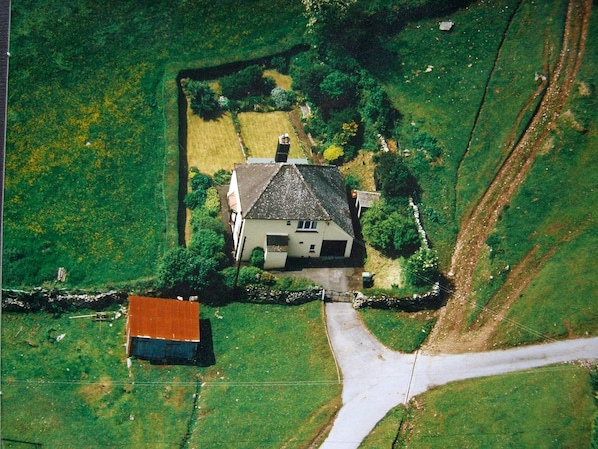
[339,150,376,191]
[238,111,307,159]
[1,301,340,448]
[359,364,594,449]
[189,301,340,448]
[358,309,436,353]
[1,310,199,448]
[264,69,293,90]
[363,247,404,289]
[186,110,244,175]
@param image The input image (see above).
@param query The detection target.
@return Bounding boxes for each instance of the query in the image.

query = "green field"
[360,364,594,448]
[373,0,566,265]
[4,0,598,447]
[367,0,597,343]
[3,0,306,288]
[1,301,339,448]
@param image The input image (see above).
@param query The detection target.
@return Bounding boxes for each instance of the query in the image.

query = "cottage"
[227,150,355,269]
[126,296,200,361]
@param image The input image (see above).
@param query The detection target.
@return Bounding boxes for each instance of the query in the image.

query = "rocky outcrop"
[2,288,127,312]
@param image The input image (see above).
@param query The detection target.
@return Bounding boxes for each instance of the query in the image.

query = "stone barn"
[126,296,200,361]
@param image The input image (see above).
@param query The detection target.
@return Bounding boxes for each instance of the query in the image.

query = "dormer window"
[297,220,317,231]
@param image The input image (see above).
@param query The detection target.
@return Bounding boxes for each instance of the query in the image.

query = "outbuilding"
[126,296,200,361]
[352,190,381,218]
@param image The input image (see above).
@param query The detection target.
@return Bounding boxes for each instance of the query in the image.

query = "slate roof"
[128,296,200,342]
[234,163,355,238]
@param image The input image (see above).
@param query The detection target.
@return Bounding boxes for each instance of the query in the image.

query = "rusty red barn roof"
[128,296,200,342]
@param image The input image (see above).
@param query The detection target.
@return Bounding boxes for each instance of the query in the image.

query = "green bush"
[181,78,219,118]
[185,173,213,210]
[374,151,418,203]
[189,229,225,260]
[213,169,232,186]
[274,276,317,291]
[361,200,420,256]
[344,173,362,191]
[222,266,263,289]
[190,172,212,191]
[412,131,443,160]
[250,247,265,269]
[220,65,274,100]
[323,144,344,164]
[359,75,397,135]
[270,55,289,74]
[157,247,219,293]
[406,248,440,287]
[190,208,223,233]
[184,189,207,210]
[271,87,294,110]
[204,187,221,215]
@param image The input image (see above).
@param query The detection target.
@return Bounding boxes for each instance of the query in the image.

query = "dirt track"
[425,0,592,354]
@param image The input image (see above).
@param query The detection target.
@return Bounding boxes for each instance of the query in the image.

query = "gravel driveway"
[320,303,598,449]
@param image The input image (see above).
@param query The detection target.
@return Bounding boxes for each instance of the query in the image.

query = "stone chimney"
[275,133,290,163]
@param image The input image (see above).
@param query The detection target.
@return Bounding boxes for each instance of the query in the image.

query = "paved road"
[320,303,598,449]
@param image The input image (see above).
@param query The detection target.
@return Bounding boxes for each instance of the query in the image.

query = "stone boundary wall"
[352,282,442,311]
[2,289,127,313]
[242,285,324,305]
[3,284,441,312]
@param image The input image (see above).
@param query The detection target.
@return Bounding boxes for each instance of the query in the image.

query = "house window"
[297,220,317,231]
[309,244,316,253]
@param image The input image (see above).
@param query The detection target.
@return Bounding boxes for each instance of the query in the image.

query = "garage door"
[320,240,347,257]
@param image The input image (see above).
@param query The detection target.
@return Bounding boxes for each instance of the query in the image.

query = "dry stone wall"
[242,285,324,305]
[352,282,442,311]
[2,288,127,312]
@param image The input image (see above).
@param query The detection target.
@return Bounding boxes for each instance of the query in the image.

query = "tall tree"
[374,152,417,203]
[181,79,219,118]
